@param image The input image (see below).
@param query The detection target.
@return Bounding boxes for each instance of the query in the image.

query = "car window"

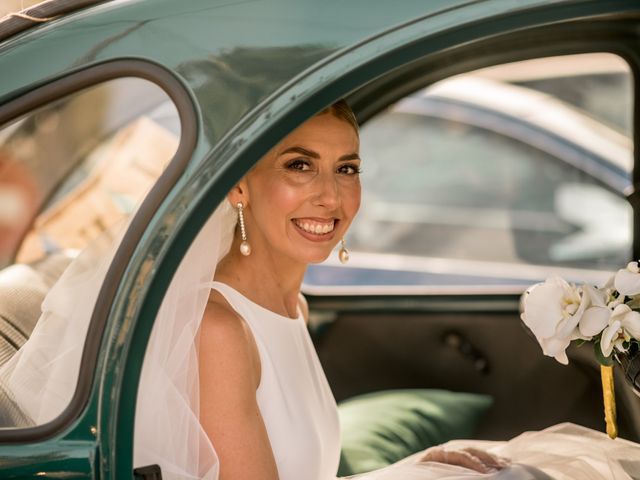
[305,53,633,290]
[0,77,180,428]
[474,53,633,137]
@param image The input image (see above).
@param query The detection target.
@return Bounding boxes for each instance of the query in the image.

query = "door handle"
[442,330,490,375]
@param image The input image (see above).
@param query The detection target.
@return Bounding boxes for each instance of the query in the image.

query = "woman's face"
[235,112,361,266]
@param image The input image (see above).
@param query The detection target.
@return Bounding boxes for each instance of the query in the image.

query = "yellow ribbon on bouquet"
[600,365,617,439]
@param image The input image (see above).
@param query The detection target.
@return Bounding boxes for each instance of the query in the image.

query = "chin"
[307,256,330,265]
[300,250,334,265]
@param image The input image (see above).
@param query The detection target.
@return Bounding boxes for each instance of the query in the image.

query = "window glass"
[473,53,632,136]
[0,77,180,427]
[305,53,633,290]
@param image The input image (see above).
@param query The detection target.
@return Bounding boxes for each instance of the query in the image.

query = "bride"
[2,101,640,479]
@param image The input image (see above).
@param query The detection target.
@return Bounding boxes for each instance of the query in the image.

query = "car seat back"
[0,252,73,427]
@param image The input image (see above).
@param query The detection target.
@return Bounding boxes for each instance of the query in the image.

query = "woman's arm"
[198,296,279,480]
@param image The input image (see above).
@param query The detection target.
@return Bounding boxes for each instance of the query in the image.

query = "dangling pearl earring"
[338,238,349,264]
[237,202,251,256]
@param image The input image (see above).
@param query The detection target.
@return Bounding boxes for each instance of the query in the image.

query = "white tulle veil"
[132,199,236,478]
[0,199,237,479]
[0,221,127,425]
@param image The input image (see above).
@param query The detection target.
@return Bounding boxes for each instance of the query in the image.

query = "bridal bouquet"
[520,261,640,439]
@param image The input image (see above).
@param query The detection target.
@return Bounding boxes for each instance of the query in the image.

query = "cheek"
[342,182,361,219]
[256,178,307,222]
[273,184,305,212]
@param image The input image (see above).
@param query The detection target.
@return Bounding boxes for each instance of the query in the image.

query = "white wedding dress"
[206,281,341,480]
[192,285,640,480]
[185,283,640,480]
[2,201,640,479]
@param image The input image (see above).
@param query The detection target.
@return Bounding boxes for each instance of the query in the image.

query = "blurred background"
[1,1,44,19]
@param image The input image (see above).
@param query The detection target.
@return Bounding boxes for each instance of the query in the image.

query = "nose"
[312,170,340,210]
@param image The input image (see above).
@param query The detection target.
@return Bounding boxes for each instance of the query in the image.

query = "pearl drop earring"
[338,238,349,264]
[237,202,251,256]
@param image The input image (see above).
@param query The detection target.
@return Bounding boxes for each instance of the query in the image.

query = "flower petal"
[601,321,621,358]
[556,287,591,339]
[540,336,571,363]
[615,268,640,296]
[539,337,570,365]
[621,310,640,340]
[611,303,632,320]
[554,350,569,365]
[579,306,610,337]
[522,281,564,338]
[602,274,615,290]
[583,285,607,307]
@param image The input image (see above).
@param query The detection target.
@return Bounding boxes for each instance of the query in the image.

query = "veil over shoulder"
[132,200,236,479]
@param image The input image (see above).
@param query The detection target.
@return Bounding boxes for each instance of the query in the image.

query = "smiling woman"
[182,103,361,479]
[131,101,513,479]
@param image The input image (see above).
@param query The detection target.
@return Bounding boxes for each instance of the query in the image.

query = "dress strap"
[203,280,245,317]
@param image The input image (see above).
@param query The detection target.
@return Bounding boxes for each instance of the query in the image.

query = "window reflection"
[0,77,179,266]
[0,77,180,428]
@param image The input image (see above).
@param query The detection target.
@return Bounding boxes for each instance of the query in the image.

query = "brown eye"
[337,163,361,175]
[286,159,312,171]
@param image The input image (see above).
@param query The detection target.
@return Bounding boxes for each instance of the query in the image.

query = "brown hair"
[320,100,359,136]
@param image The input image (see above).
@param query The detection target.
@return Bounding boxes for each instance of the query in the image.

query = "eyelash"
[285,159,312,171]
[285,159,361,175]
[337,163,362,175]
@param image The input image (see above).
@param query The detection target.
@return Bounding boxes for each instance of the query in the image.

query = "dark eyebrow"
[339,153,360,161]
[279,146,320,158]
[280,146,360,162]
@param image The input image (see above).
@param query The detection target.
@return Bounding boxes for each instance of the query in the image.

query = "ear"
[227,178,249,207]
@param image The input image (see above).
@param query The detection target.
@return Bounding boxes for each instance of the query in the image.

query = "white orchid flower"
[578,285,611,338]
[614,261,640,297]
[521,277,591,365]
[600,304,640,357]
[599,273,624,308]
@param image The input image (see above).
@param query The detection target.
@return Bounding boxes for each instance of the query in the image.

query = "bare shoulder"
[198,292,278,478]
[200,291,260,388]
[202,291,248,337]
[298,291,309,324]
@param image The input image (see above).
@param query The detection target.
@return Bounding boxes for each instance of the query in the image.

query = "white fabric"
[354,423,640,479]
[207,281,341,480]
[0,226,122,424]
[2,198,640,480]
[133,200,237,479]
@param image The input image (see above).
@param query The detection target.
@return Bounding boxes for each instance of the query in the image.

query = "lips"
[292,218,337,241]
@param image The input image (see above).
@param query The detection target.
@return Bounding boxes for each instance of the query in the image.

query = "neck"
[215,236,307,319]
